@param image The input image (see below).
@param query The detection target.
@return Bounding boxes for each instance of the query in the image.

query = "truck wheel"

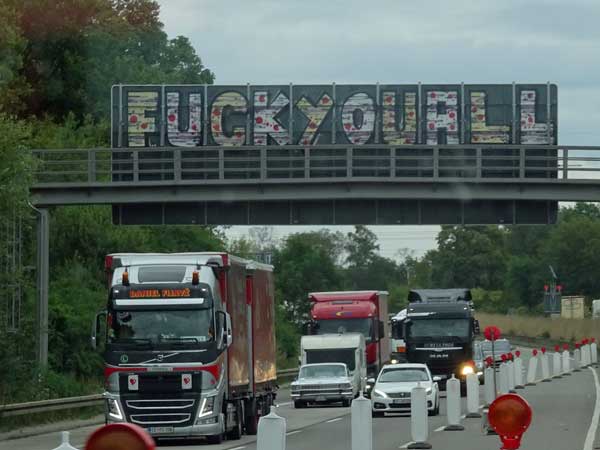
[294,400,306,409]
[227,403,243,440]
[246,400,261,435]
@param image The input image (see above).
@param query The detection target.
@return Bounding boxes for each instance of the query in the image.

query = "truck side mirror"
[378,321,385,339]
[225,312,233,347]
[91,310,107,350]
[216,311,232,349]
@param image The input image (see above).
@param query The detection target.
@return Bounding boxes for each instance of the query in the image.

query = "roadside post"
[257,410,287,450]
[562,344,571,375]
[540,347,551,382]
[514,351,524,389]
[445,375,464,431]
[526,349,538,386]
[507,353,516,393]
[499,355,509,394]
[52,432,79,450]
[574,343,582,372]
[552,345,562,378]
[408,383,432,449]
[351,394,372,450]
[591,338,598,366]
[466,372,481,418]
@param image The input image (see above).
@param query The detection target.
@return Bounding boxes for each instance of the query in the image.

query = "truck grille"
[297,384,344,390]
[121,396,198,427]
[130,413,191,425]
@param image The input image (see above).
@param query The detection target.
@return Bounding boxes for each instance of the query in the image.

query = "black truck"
[392,289,480,393]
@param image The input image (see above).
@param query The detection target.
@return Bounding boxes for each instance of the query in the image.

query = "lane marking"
[286,430,303,436]
[229,447,246,450]
[583,368,600,450]
[399,442,414,448]
[326,417,343,423]
[276,401,292,407]
[434,425,445,432]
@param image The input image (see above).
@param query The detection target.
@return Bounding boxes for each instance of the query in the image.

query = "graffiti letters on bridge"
[112,83,557,147]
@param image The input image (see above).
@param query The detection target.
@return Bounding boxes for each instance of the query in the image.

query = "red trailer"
[307,291,390,376]
[94,253,276,443]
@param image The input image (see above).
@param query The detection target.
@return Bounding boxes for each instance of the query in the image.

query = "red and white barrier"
[409,384,432,449]
[552,345,562,378]
[351,394,372,450]
[507,358,516,393]
[526,350,538,386]
[574,345,582,372]
[445,375,464,431]
[591,338,598,366]
[499,360,510,394]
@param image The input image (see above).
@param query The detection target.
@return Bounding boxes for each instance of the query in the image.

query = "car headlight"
[461,365,475,376]
[340,383,352,389]
[391,359,399,364]
[198,395,216,418]
[107,398,123,420]
[373,389,388,398]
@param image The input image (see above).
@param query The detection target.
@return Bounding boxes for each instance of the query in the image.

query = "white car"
[291,363,356,408]
[370,363,440,417]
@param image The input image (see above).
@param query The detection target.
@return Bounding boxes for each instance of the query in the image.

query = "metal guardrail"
[30,145,600,187]
[0,369,299,418]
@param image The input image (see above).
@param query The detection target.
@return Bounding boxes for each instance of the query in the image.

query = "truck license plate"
[148,426,174,434]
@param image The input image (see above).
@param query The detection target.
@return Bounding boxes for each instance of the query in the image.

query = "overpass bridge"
[30,144,600,226]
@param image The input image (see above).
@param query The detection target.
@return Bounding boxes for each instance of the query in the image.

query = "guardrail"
[0,369,299,418]
[30,144,600,187]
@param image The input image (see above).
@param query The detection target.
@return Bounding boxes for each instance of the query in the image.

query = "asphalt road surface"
[2,356,599,450]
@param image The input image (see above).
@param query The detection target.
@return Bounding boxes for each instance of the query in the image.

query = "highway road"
[1,359,599,450]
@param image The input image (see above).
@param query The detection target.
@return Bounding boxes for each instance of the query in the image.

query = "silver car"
[291,363,356,408]
[371,363,440,417]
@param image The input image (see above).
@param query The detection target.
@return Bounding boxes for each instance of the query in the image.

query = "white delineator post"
[408,383,432,449]
[484,366,496,405]
[562,346,571,375]
[541,348,551,382]
[574,346,582,372]
[591,339,598,366]
[466,372,481,418]
[582,341,591,367]
[526,350,538,386]
[445,375,464,431]
[52,431,79,450]
[514,353,524,389]
[507,359,516,393]
[499,360,509,394]
[552,345,562,378]
[257,410,286,450]
[351,394,372,450]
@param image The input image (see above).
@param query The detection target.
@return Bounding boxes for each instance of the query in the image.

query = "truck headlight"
[373,389,388,398]
[107,398,123,420]
[198,396,216,418]
[461,365,475,376]
[391,359,399,364]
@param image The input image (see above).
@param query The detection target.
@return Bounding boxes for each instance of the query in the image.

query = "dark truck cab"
[402,289,479,392]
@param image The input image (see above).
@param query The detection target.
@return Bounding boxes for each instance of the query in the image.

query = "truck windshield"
[407,319,470,339]
[299,364,347,379]
[109,309,214,345]
[305,348,356,371]
[315,318,373,341]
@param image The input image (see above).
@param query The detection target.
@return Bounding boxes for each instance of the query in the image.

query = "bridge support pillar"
[36,207,49,368]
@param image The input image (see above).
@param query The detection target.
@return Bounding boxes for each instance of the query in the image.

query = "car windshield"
[299,365,347,379]
[315,318,373,342]
[408,319,470,338]
[379,368,430,383]
[108,309,214,345]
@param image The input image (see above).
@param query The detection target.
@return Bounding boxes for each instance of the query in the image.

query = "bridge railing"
[31,145,600,186]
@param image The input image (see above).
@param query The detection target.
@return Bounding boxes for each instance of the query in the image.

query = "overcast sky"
[157,0,599,258]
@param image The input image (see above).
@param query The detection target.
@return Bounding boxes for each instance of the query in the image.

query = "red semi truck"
[92,253,276,443]
[307,291,390,376]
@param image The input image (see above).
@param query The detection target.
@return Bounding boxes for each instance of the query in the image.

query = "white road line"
[399,442,414,448]
[326,417,343,423]
[434,425,445,432]
[583,368,600,450]
[286,430,303,436]
[277,401,292,407]
[229,446,246,450]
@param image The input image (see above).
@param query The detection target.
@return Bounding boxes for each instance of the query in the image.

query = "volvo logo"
[120,354,129,363]
[156,354,165,361]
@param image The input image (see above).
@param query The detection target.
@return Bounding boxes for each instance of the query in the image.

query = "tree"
[345,225,379,268]
[273,231,344,325]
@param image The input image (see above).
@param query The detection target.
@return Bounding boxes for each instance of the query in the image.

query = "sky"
[156,0,600,258]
